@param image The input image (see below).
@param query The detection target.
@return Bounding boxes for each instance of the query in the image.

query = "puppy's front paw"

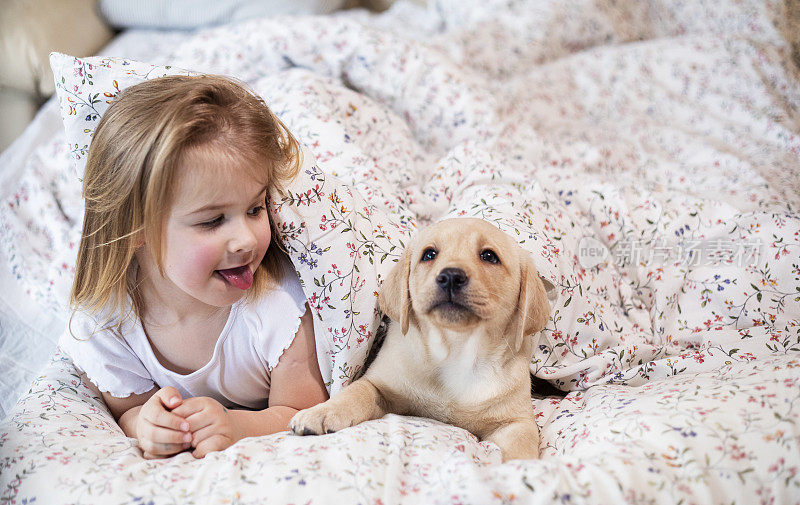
[484,420,540,461]
[289,402,355,436]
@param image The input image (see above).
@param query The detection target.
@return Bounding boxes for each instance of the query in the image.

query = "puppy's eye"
[421,248,437,262]
[480,249,500,264]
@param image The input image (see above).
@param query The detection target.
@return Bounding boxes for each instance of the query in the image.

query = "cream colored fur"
[289,218,553,461]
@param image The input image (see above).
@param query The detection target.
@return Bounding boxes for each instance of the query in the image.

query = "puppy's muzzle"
[436,268,468,295]
[431,267,475,320]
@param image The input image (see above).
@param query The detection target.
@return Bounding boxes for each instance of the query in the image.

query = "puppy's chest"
[423,331,506,405]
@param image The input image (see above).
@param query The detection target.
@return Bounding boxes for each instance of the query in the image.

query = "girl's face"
[143,148,272,311]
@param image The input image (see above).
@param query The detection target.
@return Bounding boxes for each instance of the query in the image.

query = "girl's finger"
[141,438,191,457]
[170,401,205,419]
[189,422,227,447]
[142,405,189,432]
[142,423,193,445]
[184,410,215,434]
[192,434,231,459]
[153,386,183,410]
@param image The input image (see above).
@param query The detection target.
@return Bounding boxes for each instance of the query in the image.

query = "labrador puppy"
[289,218,553,460]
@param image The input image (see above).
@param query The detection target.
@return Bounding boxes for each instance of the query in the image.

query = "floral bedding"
[2,0,800,503]
[2,350,798,504]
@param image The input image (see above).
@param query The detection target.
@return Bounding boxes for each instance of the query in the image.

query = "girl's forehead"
[171,147,269,208]
[180,143,268,178]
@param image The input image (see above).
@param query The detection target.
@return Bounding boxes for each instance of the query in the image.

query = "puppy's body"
[290,218,553,461]
[370,323,534,435]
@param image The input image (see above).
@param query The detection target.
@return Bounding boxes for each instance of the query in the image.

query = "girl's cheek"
[181,240,222,273]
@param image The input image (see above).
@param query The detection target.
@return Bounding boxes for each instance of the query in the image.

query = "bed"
[2,0,799,503]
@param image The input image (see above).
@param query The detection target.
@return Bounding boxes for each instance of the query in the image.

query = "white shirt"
[58,268,307,410]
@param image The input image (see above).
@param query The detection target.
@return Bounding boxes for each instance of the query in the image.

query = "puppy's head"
[379,218,554,351]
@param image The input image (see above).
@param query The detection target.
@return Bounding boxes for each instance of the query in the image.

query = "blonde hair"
[70,74,301,329]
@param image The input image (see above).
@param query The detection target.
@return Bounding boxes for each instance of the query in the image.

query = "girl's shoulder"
[58,306,155,398]
[64,303,138,340]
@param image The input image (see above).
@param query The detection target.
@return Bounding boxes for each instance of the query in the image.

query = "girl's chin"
[200,274,249,305]
[207,291,246,309]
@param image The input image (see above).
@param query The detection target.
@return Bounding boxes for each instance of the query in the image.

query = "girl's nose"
[230,219,259,253]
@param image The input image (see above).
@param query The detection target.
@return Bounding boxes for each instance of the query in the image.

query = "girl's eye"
[248,205,266,217]
[198,216,224,229]
[480,249,500,264]
[421,248,437,262]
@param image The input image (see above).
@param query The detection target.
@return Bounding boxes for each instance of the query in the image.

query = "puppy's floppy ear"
[379,245,413,334]
[540,276,557,304]
[513,254,553,352]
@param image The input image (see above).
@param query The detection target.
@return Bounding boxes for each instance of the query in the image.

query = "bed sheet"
[2,350,798,503]
[1,0,800,503]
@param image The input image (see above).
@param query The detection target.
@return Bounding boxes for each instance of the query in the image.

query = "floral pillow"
[50,52,198,181]
[272,152,413,391]
[50,52,413,394]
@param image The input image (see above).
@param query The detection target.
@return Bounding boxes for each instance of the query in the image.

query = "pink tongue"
[218,266,253,290]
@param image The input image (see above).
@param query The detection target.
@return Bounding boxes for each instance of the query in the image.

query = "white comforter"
[1,0,799,503]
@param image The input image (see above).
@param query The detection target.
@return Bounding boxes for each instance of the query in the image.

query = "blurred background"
[2,0,798,153]
[0,0,407,152]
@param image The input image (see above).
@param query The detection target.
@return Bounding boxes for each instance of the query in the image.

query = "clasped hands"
[135,386,239,459]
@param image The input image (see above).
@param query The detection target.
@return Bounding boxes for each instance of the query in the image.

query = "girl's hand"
[172,397,241,458]
[134,387,192,459]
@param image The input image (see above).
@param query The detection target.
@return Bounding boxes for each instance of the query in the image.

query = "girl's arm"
[173,305,329,457]
[234,304,330,433]
[102,388,156,436]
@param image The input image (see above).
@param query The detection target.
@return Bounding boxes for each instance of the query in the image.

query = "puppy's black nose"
[436,268,468,293]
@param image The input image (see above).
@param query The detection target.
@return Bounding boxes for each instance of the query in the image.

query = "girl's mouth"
[216,265,253,290]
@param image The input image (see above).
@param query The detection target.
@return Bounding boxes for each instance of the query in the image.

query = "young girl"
[59,75,329,459]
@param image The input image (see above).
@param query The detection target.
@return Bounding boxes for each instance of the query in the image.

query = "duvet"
[1,0,799,503]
